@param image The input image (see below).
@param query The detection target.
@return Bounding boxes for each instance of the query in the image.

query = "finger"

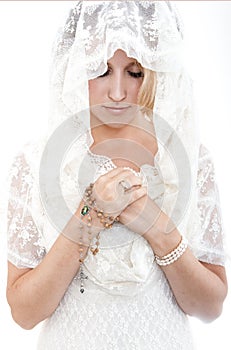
[113,168,142,183]
[98,168,142,193]
[96,168,131,187]
[117,177,143,193]
[127,186,147,204]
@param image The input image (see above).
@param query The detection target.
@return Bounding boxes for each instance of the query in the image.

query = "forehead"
[107,49,137,66]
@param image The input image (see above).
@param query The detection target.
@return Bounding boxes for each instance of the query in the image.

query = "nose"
[108,73,127,102]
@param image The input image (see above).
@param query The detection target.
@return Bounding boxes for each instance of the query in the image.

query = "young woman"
[6,2,227,349]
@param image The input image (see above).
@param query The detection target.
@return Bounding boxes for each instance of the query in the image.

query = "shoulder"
[198,143,214,163]
[197,143,215,179]
[197,143,219,197]
[8,137,46,188]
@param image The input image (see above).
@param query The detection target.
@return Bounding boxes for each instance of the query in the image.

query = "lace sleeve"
[7,151,46,269]
[192,144,226,266]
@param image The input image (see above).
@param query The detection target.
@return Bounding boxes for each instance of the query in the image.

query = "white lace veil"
[40,0,201,244]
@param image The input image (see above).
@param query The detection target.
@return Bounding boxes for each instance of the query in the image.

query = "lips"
[104,106,130,113]
[102,103,131,115]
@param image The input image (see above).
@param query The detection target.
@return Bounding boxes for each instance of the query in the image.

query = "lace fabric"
[50,1,184,123]
[37,266,194,350]
[5,1,227,348]
[6,141,225,349]
[48,1,201,260]
[192,144,226,265]
[7,142,226,270]
[7,150,46,268]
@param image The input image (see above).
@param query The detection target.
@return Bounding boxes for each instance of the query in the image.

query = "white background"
[0,1,230,349]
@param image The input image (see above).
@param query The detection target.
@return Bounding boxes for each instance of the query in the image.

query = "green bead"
[81,205,89,216]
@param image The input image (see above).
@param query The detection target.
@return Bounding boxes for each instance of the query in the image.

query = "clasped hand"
[92,167,146,218]
[92,167,168,238]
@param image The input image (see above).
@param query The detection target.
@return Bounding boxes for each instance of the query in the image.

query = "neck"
[90,113,158,170]
[90,113,155,144]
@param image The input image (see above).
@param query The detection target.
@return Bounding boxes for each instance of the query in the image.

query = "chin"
[90,106,139,129]
[104,121,129,129]
[94,116,136,129]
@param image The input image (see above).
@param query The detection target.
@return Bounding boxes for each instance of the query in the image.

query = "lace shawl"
[45,1,202,254]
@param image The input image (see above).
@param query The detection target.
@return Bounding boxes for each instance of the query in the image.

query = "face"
[88,49,144,128]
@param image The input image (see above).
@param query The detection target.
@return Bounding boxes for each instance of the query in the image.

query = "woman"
[6,1,227,349]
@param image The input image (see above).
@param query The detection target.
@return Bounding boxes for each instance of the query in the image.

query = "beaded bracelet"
[77,183,119,293]
[83,183,119,229]
[154,236,188,266]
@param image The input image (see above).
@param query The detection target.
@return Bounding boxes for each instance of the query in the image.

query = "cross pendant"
[77,266,88,293]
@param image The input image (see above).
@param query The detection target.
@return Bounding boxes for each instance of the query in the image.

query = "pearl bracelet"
[154,236,188,266]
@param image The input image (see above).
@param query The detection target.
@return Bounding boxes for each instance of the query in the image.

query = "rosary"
[77,183,119,293]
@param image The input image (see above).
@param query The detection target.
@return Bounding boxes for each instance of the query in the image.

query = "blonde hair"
[137,67,156,116]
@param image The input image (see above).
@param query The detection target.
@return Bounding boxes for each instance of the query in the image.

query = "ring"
[119,180,131,192]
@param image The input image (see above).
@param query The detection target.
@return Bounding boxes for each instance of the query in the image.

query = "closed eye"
[128,71,144,78]
[98,69,144,78]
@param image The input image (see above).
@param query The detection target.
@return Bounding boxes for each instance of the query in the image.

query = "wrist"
[62,206,102,246]
[154,235,188,266]
[60,232,89,255]
[143,212,182,257]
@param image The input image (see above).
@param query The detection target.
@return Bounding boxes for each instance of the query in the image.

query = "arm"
[120,144,228,322]
[144,219,228,322]
[120,194,228,322]
[7,167,146,329]
[6,209,91,330]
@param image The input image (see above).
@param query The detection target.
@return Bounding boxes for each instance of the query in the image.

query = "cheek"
[88,80,103,105]
[88,81,95,105]
[130,81,142,101]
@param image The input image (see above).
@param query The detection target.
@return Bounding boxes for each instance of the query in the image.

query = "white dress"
[7,142,226,350]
